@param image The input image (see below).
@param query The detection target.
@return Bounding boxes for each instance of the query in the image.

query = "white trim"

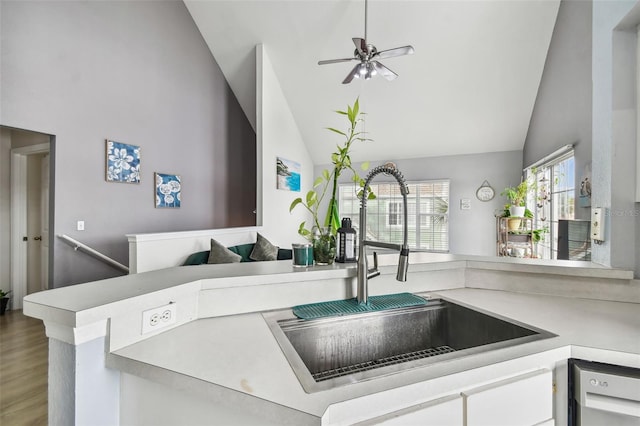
[126,226,264,273]
[524,144,574,171]
[636,24,640,202]
[126,226,263,243]
[11,143,50,309]
[44,320,108,345]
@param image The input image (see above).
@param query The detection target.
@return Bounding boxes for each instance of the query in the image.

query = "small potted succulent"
[0,289,11,315]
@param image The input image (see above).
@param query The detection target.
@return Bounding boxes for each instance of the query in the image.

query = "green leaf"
[335,110,347,115]
[289,198,302,212]
[368,192,377,200]
[352,173,361,183]
[352,98,359,122]
[313,176,324,188]
[306,190,317,207]
[361,161,370,170]
[322,169,331,181]
[326,127,346,137]
[324,199,340,232]
[331,152,339,163]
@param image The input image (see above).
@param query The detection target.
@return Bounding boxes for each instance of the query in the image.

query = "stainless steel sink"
[263,296,556,393]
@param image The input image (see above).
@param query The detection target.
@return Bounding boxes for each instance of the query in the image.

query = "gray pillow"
[207,239,242,264]
[249,233,279,261]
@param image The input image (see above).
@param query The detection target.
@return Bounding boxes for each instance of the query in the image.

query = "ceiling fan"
[318,0,414,84]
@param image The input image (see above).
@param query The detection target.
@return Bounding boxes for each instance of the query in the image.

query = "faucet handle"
[367,251,381,280]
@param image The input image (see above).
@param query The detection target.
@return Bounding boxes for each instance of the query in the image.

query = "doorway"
[1,126,55,310]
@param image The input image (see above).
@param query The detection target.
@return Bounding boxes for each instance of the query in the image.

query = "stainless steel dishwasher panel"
[570,358,640,426]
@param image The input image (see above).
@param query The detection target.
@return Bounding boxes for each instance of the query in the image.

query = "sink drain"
[312,345,456,382]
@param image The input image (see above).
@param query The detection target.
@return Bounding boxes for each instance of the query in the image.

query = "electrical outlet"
[142,303,177,334]
[591,207,604,241]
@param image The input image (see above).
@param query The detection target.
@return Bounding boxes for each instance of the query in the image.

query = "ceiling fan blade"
[318,57,357,65]
[376,45,415,60]
[342,63,363,84]
[373,61,398,81]
[352,37,367,56]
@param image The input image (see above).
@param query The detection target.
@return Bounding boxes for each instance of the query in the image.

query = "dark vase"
[0,298,9,315]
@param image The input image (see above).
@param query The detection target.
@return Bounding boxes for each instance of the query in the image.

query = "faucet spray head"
[396,247,409,282]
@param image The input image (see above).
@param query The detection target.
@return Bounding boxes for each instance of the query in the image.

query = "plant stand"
[496,216,533,257]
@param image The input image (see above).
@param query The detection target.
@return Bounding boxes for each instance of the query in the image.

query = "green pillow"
[277,249,293,260]
[207,239,242,264]
[250,233,279,261]
[228,243,255,262]
[182,250,210,265]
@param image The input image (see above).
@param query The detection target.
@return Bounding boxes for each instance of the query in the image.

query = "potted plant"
[501,180,529,217]
[0,289,11,315]
[289,98,373,265]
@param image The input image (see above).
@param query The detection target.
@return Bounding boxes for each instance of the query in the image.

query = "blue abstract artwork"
[276,157,301,192]
[106,140,140,183]
[155,172,181,208]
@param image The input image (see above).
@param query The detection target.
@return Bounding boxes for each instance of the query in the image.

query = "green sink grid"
[292,292,428,320]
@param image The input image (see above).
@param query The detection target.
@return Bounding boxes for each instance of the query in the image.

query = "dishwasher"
[568,358,640,425]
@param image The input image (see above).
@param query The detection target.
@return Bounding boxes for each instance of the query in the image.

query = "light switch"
[460,198,471,210]
[77,220,85,231]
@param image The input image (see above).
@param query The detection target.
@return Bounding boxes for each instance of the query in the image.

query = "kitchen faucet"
[357,163,410,305]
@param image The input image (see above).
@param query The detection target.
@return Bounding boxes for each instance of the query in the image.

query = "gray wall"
[0,0,256,287]
[0,128,11,294]
[317,151,523,257]
[591,0,638,273]
[523,0,593,221]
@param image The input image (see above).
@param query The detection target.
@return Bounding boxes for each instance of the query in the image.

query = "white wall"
[591,0,639,272]
[0,128,10,294]
[316,151,523,257]
[257,45,314,247]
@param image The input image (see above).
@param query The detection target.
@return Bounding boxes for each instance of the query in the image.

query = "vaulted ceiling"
[185,0,560,164]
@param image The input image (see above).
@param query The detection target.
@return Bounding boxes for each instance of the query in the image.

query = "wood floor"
[0,309,48,425]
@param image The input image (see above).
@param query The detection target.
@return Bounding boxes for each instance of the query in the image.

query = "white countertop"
[23,252,633,327]
[108,288,640,424]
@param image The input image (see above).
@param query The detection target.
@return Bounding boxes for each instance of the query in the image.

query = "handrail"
[57,234,129,273]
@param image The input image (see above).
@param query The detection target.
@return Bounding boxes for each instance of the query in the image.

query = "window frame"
[525,151,575,260]
[338,179,450,252]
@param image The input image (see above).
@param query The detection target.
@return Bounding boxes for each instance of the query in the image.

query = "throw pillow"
[182,250,210,266]
[228,243,256,262]
[249,233,279,261]
[207,239,242,264]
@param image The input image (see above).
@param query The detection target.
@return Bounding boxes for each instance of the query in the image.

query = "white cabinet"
[462,369,553,426]
[354,369,553,426]
[355,394,463,426]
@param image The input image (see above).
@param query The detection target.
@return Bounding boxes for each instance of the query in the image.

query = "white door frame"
[11,143,50,309]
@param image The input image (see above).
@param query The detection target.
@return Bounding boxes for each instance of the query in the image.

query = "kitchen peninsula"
[23,253,639,425]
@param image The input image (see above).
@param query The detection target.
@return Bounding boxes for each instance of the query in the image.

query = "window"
[526,152,575,259]
[338,180,450,252]
[387,202,403,226]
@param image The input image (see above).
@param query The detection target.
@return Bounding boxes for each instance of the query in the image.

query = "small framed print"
[276,157,301,192]
[106,140,140,184]
[155,173,181,208]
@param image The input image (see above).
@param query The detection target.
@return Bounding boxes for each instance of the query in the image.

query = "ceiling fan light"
[358,64,367,76]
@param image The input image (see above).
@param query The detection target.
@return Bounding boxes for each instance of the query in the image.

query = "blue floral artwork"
[155,173,181,208]
[106,140,140,183]
[276,157,301,192]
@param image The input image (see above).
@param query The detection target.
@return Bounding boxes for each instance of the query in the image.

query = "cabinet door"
[355,394,463,426]
[462,369,553,426]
